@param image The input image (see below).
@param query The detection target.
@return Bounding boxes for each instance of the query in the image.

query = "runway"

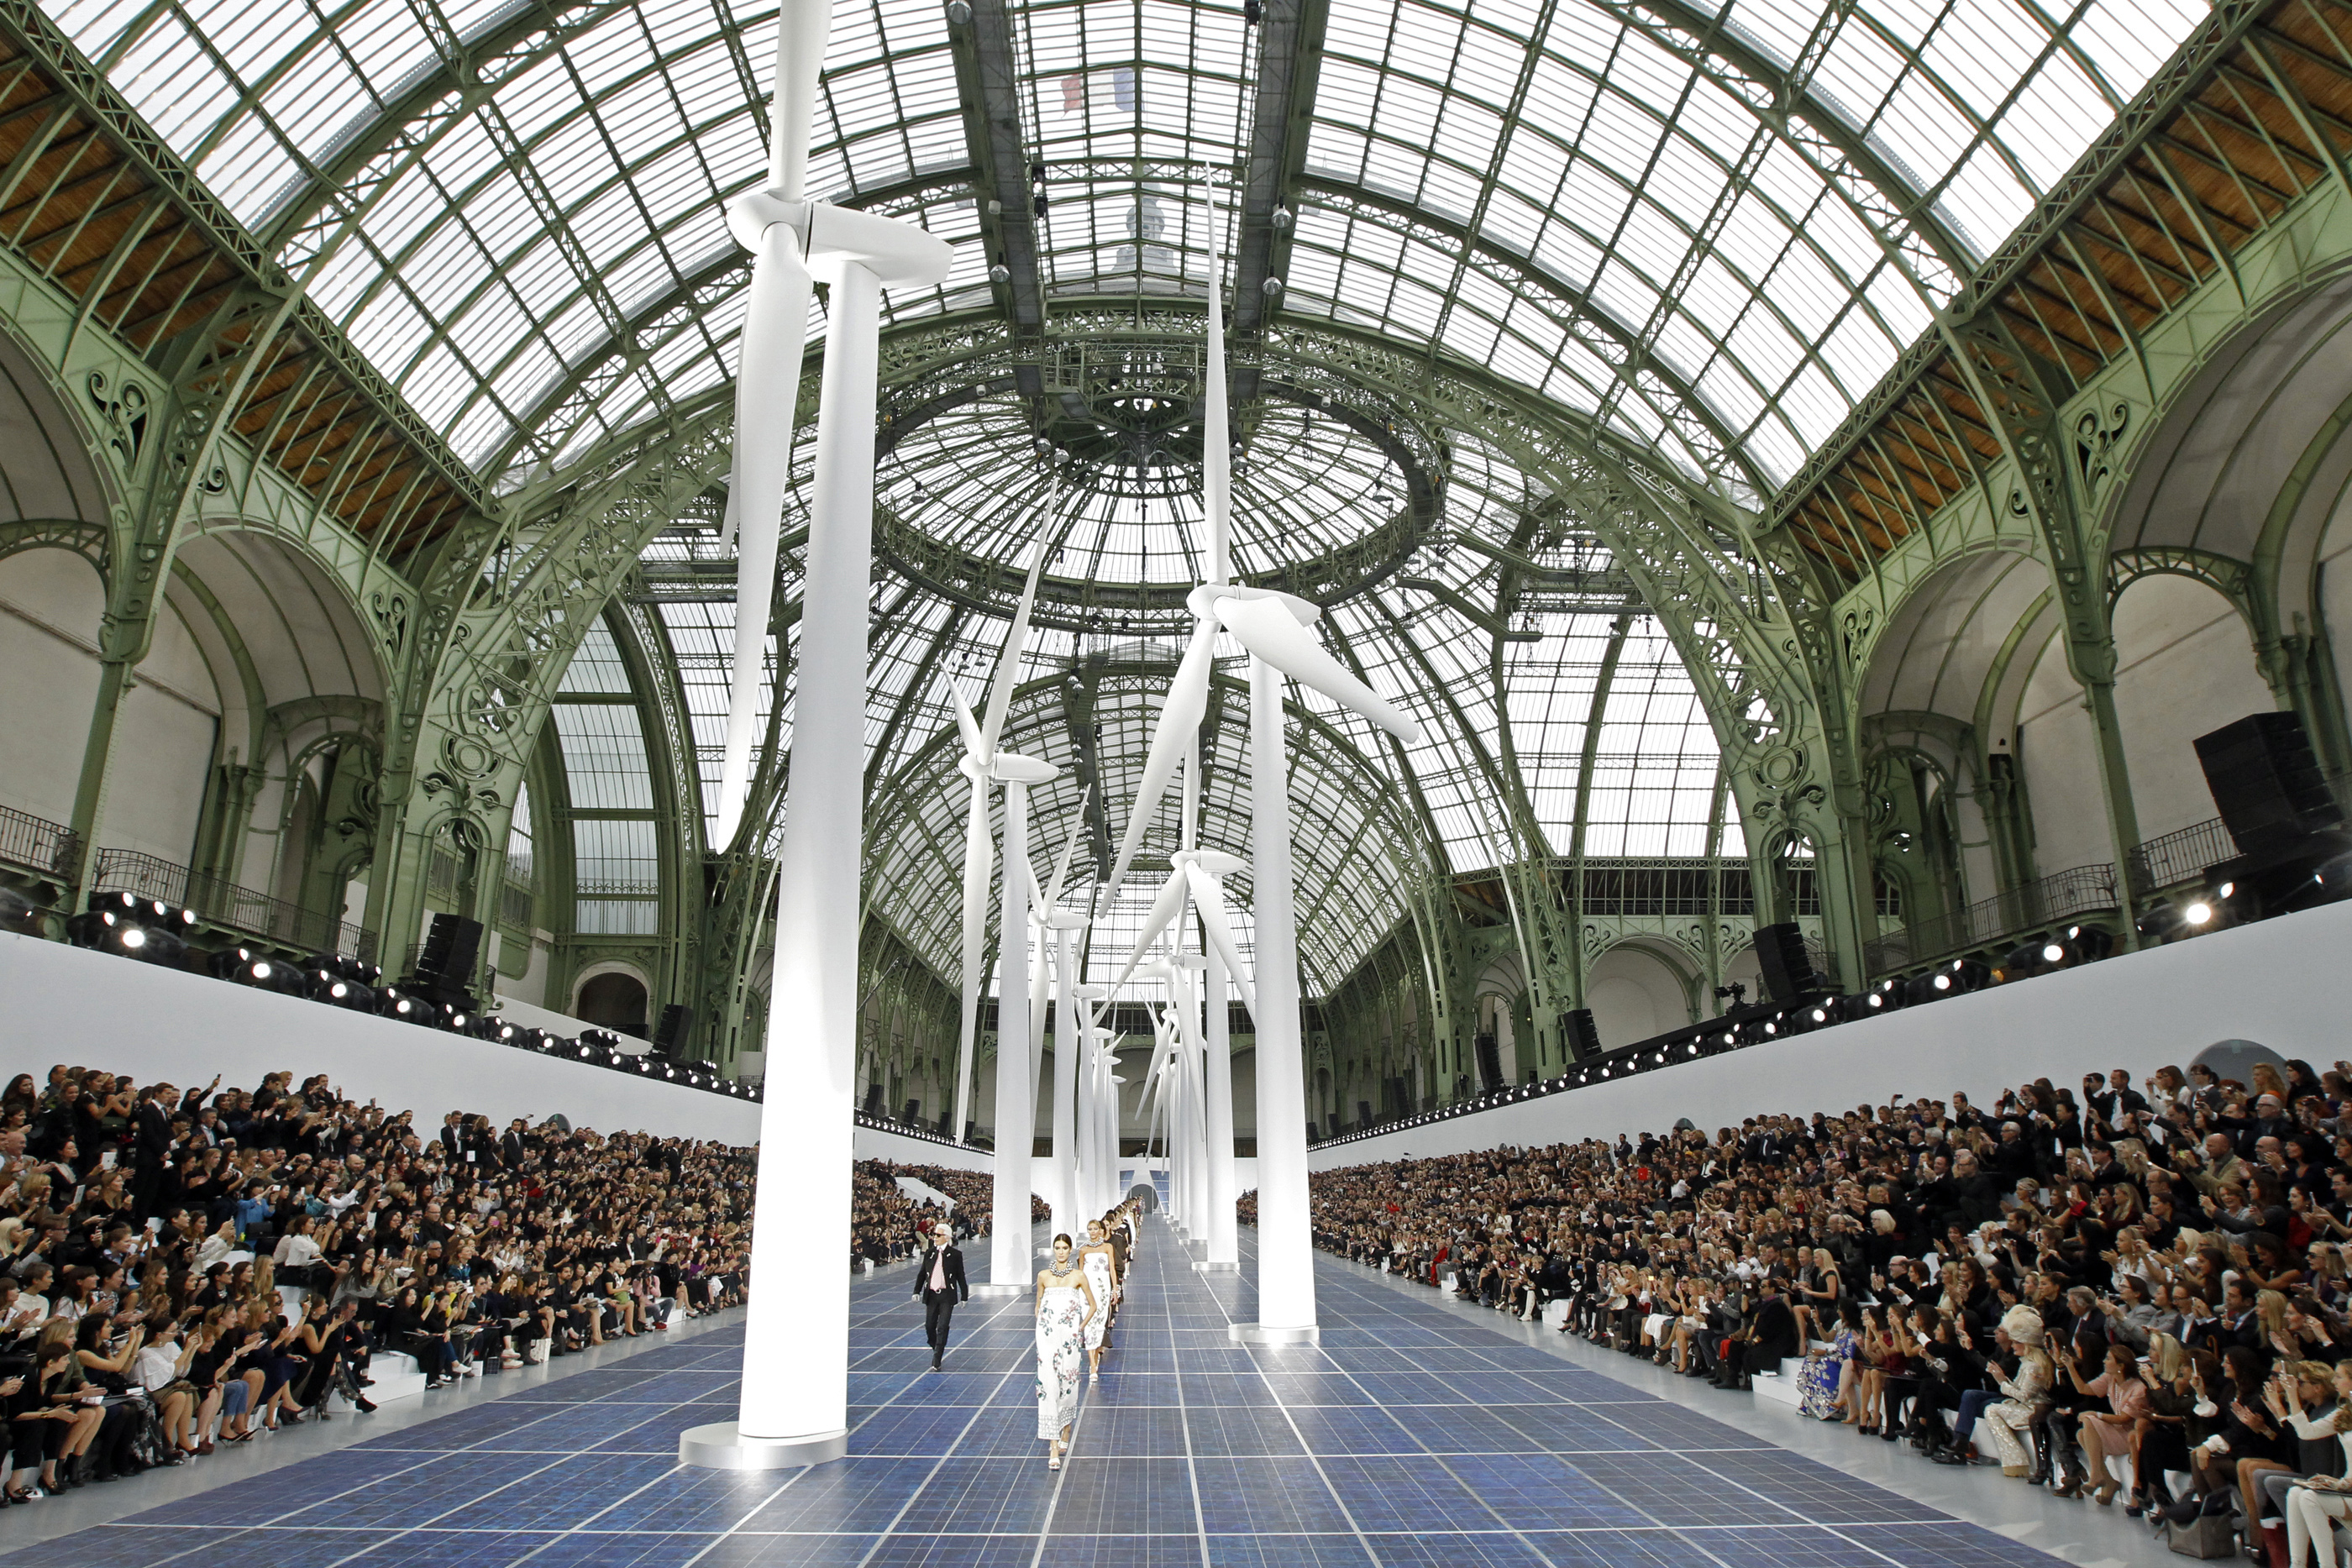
[26,1215,2071,1566]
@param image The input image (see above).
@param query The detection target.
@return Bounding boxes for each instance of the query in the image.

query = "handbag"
[2167,1513,2238,1560]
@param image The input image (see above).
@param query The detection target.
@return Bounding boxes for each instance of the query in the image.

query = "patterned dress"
[1799,1327,1857,1419]
[1080,1247,1116,1351]
[1036,1277,1089,1440]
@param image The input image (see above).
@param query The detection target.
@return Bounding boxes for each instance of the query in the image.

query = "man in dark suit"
[132,1082,176,1219]
[912,1222,969,1371]
[1716,1282,1800,1389]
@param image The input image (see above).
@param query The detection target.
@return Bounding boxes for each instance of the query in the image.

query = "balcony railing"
[1862,861,2120,976]
[0,802,75,878]
[90,850,376,962]
[2129,817,2237,892]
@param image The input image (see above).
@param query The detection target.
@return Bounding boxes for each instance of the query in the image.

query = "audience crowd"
[848,1159,1042,1266]
[1301,1057,2352,1564]
[0,1060,771,1503]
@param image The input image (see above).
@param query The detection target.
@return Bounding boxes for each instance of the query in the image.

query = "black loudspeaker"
[652,1004,694,1057]
[413,913,482,1002]
[862,1083,884,1114]
[1753,921,1819,1002]
[1561,1008,1601,1060]
[902,1099,921,1124]
[2197,711,2342,855]
[1357,1099,1373,1129]
[1473,1031,1503,1091]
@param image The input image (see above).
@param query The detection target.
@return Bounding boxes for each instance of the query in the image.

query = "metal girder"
[1227,0,1328,370]
[0,0,485,516]
[1589,0,1971,298]
[947,0,1045,396]
[1769,0,2276,529]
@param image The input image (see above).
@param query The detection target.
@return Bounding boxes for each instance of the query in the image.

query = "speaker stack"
[652,1003,695,1057]
[1559,1007,1601,1060]
[1752,920,1824,1003]
[2194,711,2349,915]
[408,912,483,1007]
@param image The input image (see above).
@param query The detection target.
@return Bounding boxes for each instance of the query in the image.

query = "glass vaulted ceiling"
[55,0,2211,988]
[58,0,2208,485]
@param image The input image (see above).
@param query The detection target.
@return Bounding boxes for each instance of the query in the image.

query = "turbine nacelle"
[988,753,1059,785]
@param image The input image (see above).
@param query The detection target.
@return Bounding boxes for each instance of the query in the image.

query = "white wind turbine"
[1068,983,1113,1216]
[691,0,950,1471]
[1029,794,1093,1240]
[1109,174,1422,1342]
[942,527,1055,1146]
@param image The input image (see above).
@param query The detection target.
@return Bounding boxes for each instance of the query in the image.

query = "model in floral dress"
[1079,1220,1119,1382]
[1035,1233,1097,1469]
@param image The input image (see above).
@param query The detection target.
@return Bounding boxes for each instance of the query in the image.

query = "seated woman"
[6,1340,98,1498]
[2051,1340,2150,1503]
[1799,1299,1863,1422]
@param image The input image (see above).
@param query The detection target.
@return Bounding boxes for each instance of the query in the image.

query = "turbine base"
[680,1422,847,1470]
[1229,1323,1320,1345]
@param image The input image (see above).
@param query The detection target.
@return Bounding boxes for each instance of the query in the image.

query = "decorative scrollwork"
[86,370,148,471]
[2073,400,2131,496]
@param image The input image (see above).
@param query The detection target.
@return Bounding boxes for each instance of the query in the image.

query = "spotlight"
[2185,899,2214,926]
[0,886,34,927]
[2218,881,2235,899]
[2066,924,2116,961]
[207,945,257,978]
[118,926,146,951]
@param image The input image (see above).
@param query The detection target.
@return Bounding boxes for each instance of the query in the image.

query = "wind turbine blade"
[1042,788,1090,911]
[1109,869,1190,989]
[763,0,828,197]
[1203,176,1231,586]
[980,524,1053,756]
[959,774,993,1006]
[714,225,814,850]
[1212,595,1422,742]
[1105,621,1218,892]
[1183,863,1257,1015]
[942,682,984,762]
[717,457,741,553]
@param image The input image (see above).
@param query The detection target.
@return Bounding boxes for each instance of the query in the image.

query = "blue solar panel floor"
[24,1217,2074,1566]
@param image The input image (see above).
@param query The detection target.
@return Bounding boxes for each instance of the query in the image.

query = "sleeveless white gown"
[1036,1278,1086,1439]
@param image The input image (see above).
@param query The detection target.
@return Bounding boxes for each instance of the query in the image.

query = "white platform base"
[969,1282,1027,1298]
[679,1420,848,1469]
[1230,1323,1320,1345]
[1193,1261,1241,1272]
[1751,1361,1804,1408]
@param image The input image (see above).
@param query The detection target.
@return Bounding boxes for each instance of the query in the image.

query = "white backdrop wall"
[1308,899,2352,1170]
[0,936,1074,1194]
[0,933,759,1144]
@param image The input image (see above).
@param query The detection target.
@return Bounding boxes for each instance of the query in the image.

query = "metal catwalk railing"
[1861,861,2120,975]
[0,802,75,878]
[90,849,376,962]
